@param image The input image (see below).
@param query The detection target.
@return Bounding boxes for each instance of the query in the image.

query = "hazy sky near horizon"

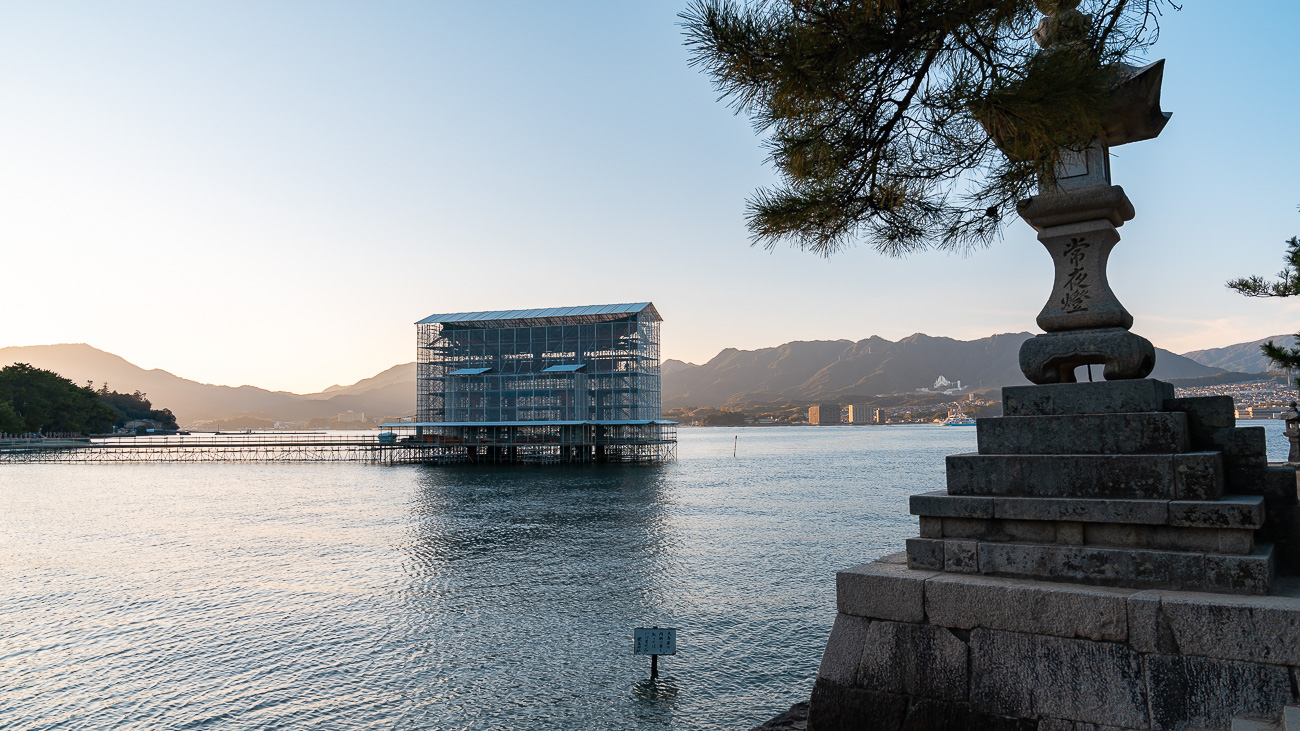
[3,1,1299,393]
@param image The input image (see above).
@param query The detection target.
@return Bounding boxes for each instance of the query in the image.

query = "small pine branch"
[1227,237,1300,298]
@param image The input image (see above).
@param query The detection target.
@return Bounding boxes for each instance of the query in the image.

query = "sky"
[2,1,1299,394]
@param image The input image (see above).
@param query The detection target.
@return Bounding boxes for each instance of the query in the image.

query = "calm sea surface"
[0,423,1290,730]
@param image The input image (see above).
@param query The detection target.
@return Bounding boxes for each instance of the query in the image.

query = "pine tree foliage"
[681,0,1176,256]
[1227,213,1300,383]
[0,363,119,434]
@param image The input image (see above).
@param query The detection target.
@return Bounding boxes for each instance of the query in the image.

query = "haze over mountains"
[662,333,1223,410]
[0,332,1282,425]
[0,344,414,424]
[1181,334,1296,374]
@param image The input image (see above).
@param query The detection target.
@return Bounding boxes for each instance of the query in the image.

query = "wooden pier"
[0,428,676,465]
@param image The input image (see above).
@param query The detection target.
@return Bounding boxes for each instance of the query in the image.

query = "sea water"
[0,423,1289,730]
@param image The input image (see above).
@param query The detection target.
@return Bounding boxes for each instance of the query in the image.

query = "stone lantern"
[1283,401,1300,463]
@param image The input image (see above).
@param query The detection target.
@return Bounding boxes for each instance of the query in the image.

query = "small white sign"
[633,627,677,655]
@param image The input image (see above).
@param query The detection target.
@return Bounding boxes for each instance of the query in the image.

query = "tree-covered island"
[0,363,178,435]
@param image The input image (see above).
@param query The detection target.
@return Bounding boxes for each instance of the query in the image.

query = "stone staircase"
[1234,706,1300,730]
[906,379,1299,594]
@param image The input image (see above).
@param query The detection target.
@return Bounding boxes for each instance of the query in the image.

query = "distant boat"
[943,405,977,426]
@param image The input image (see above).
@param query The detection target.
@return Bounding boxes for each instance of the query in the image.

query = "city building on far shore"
[847,404,873,425]
[809,403,841,425]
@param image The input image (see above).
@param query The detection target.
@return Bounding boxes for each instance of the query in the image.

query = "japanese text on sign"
[633,627,677,655]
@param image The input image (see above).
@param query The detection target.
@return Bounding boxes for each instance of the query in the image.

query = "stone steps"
[947,452,1223,500]
[977,411,1190,455]
[912,490,1265,529]
[908,380,1299,593]
[905,536,1274,594]
[1002,378,1174,416]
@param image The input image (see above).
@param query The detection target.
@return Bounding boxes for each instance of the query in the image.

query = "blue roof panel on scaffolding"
[448,367,493,375]
[416,302,660,325]
[541,364,586,372]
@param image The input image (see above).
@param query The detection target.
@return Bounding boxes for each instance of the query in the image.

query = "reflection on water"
[0,423,1288,729]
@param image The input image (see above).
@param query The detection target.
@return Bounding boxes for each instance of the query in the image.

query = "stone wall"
[810,553,1300,730]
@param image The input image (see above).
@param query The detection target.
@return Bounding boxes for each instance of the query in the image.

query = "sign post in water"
[633,627,676,679]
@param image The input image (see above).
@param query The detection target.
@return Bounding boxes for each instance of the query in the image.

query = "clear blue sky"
[2,1,1298,392]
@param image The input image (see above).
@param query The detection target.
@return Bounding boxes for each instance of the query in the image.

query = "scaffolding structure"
[406,302,675,464]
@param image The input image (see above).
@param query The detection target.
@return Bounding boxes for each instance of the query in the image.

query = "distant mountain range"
[0,344,414,425]
[662,333,1222,409]
[1180,334,1296,374]
[2,331,1288,423]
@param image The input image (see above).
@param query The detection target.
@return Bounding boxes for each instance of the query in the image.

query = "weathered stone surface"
[977,542,1122,585]
[993,496,1169,525]
[947,453,1220,500]
[817,613,870,685]
[909,490,994,519]
[1146,654,1294,731]
[1229,717,1281,731]
[1195,426,1268,463]
[1165,395,1236,431]
[945,540,979,573]
[899,700,1038,731]
[1038,721,1138,731]
[1129,583,1300,664]
[916,493,1259,528]
[1019,184,1135,230]
[1267,507,1300,576]
[1168,495,1265,530]
[977,412,1188,456]
[1019,327,1156,385]
[878,550,907,565]
[906,538,944,571]
[1058,521,1085,545]
[1003,379,1174,417]
[858,620,969,701]
[924,572,1131,641]
[1173,452,1224,501]
[1225,465,1297,503]
[837,560,937,621]
[920,516,942,538]
[807,679,907,731]
[808,681,1040,730]
[1219,529,1255,555]
[979,542,1213,590]
[941,517,1057,543]
[1133,548,1208,590]
[1082,523,1221,553]
[1204,545,1275,595]
[1126,593,1176,655]
[970,629,1147,727]
[1032,219,1133,333]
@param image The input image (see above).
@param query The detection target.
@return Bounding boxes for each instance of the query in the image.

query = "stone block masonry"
[809,555,1300,731]
[907,379,1298,594]
[810,377,1300,730]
